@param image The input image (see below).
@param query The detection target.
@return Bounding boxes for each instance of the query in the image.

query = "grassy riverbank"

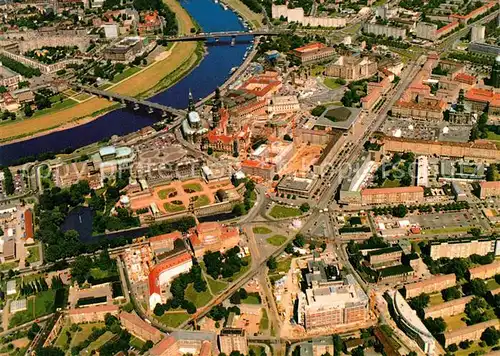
[0,0,198,144]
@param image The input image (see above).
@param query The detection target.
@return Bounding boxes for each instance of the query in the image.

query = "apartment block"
[469,260,500,280]
[404,274,456,298]
[364,23,407,39]
[479,181,500,199]
[119,311,162,343]
[424,296,473,319]
[219,328,248,355]
[368,246,403,267]
[360,186,424,205]
[444,319,499,347]
[68,305,119,324]
[430,238,499,259]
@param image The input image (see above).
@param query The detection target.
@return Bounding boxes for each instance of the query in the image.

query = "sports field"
[0,0,198,143]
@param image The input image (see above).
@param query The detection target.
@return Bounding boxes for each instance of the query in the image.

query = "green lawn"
[185,284,212,308]
[266,235,287,247]
[269,205,302,219]
[323,77,342,89]
[32,99,78,118]
[259,308,269,332]
[182,183,203,192]
[83,331,115,353]
[443,312,467,332]
[194,195,210,207]
[157,312,190,328]
[158,188,176,199]
[90,267,115,280]
[311,65,325,76]
[486,278,500,291]
[428,293,444,306]
[130,336,145,350]
[487,130,500,142]
[55,326,70,348]
[252,226,272,234]
[70,323,105,347]
[242,292,261,305]
[269,257,292,283]
[9,290,56,327]
[111,66,141,83]
[0,261,19,271]
[422,226,472,235]
[74,93,92,101]
[223,256,251,283]
[164,202,186,212]
[206,275,228,295]
[455,340,494,356]
[382,179,401,188]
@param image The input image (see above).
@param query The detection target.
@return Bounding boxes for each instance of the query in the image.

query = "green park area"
[194,195,210,207]
[185,284,212,308]
[158,312,190,328]
[158,188,176,199]
[382,179,401,188]
[130,337,145,350]
[82,331,115,354]
[269,205,302,219]
[111,66,141,83]
[26,246,40,264]
[182,183,202,193]
[253,226,272,234]
[268,257,292,283]
[242,292,261,305]
[259,308,269,332]
[163,201,186,213]
[422,226,471,235]
[31,98,78,119]
[266,235,287,247]
[55,322,105,349]
[9,290,57,327]
[323,77,342,90]
[0,261,18,271]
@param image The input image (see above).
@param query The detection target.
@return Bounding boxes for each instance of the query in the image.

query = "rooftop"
[361,186,424,196]
[404,274,456,291]
[315,106,361,130]
[293,42,327,53]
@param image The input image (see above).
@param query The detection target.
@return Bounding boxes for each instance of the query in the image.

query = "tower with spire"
[188,89,195,112]
[491,55,500,89]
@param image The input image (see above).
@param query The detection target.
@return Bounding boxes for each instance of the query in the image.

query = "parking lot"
[409,211,478,233]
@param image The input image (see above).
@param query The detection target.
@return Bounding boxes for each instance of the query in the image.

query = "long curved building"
[387,290,436,355]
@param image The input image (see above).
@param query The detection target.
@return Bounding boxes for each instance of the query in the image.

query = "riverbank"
[0,0,199,145]
[219,0,264,29]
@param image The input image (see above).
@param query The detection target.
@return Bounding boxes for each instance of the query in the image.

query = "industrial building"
[120,311,163,343]
[104,37,147,62]
[68,305,119,324]
[149,331,217,356]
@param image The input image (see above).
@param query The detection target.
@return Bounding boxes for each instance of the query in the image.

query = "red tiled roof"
[149,231,182,243]
[454,72,476,83]
[24,209,34,240]
[293,42,326,53]
[465,88,500,107]
[199,341,212,356]
[436,21,458,34]
[150,335,177,356]
[120,311,161,337]
[241,159,273,169]
[206,130,234,145]
[148,252,192,296]
[480,181,500,189]
[69,304,119,315]
[361,186,424,196]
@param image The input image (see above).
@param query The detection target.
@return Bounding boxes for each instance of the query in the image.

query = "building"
[468,42,500,57]
[339,152,375,205]
[104,37,146,62]
[271,4,346,28]
[0,65,22,90]
[415,21,459,41]
[267,95,300,114]
[325,56,377,81]
[387,290,436,355]
[189,222,239,258]
[291,43,335,64]
[148,252,193,310]
[491,55,500,89]
[103,23,119,38]
[6,280,16,296]
[404,274,456,298]
[149,231,182,254]
[469,260,500,280]
[430,238,499,259]
[119,311,162,343]
[276,175,318,199]
[424,295,473,319]
[240,159,275,180]
[368,246,403,267]
[299,268,369,330]
[471,25,485,43]
[364,23,406,39]
[24,209,34,241]
[444,319,499,347]
[479,181,500,199]
[149,331,217,356]
[465,87,500,117]
[360,186,424,205]
[68,305,119,323]
[219,328,248,355]
[138,10,163,34]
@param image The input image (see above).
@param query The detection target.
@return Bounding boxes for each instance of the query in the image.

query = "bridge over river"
[77,86,186,118]
[164,29,283,42]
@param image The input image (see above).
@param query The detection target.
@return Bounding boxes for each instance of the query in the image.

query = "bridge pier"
[161,111,168,118]
[147,107,154,114]
[133,103,140,110]
[231,36,235,46]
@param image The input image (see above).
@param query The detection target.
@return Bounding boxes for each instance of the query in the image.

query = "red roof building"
[24,209,34,241]
[291,43,335,64]
[148,252,193,310]
[119,311,162,343]
[189,222,240,258]
[149,231,182,253]
[138,10,163,34]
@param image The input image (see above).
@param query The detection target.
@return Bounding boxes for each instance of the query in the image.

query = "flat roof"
[315,106,361,130]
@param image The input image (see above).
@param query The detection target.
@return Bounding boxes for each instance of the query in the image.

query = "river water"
[0,0,251,166]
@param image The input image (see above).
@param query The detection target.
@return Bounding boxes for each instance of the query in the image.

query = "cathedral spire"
[188,89,195,112]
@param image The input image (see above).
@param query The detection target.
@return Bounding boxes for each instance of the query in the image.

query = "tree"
[481,327,500,346]
[465,297,494,325]
[469,227,482,237]
[293,234,306,247]
[333,334,343,356]
[447,344,458,352]
[467,279,488,297]
[207,147,213,155]
[311,105,326,116]
[424,317,447,336]
[267,256,277,270]
[70,255,92,284]
[142,340,154,352]
[408,293,430,311]
[392,204,408,218]
[351,346,364,356]
[36,347,65,356]
[300,203,310,212]
[442,286,461,301]
[232,204,246,216]
[24,103,33,117]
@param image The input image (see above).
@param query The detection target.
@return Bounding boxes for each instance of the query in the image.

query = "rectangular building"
[479,181,500,199]
[444,319,499,347]
[469,260,500,280]
[361,186,424,205]
[219,328,248,355]
[68,305,119,324]
[424,295,473,319]
[368,246,403,267]
[276,175,318,199]
[291,43,335,64]
[364,23,407,39]
[430,238,498,260]
[404,274,456,298]
[119,311,162,343]
[268,95,300,114]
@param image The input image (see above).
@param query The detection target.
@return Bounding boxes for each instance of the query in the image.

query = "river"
[0,0,251,166]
